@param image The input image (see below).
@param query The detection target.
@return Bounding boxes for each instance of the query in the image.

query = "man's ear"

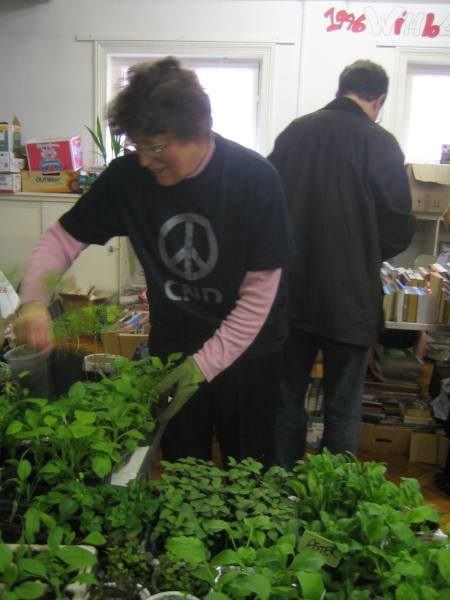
[377,93,387,108]
[372,94,386,121]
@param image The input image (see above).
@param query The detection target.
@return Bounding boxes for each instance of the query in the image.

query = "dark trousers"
[275,328,368,470]
[149,329,282,468]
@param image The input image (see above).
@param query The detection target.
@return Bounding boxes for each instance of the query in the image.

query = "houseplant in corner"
[80,116,125,193]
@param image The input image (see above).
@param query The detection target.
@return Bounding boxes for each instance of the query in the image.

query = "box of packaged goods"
[0,119,22,154]
[21,170,81,193]
[0,152,24,173]
[26,136,83,173]
[406,164,450,213]
[0,173,21,193]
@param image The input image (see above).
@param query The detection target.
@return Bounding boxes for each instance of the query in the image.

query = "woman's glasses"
[133,141,170,158]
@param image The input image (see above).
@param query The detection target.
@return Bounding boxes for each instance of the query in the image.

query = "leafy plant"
[90,536,153,600]
[53,304,122,350]
[0,533,97,599]
[86,116,124,167]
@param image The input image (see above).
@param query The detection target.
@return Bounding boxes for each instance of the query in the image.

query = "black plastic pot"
[50,349,84,398]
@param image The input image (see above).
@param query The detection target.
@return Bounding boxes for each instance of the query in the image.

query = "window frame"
[94,40,275,159]
[391,47,450,157]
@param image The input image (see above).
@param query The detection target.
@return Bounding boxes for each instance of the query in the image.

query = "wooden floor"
[358,450,450,531]
[151,448,450,531]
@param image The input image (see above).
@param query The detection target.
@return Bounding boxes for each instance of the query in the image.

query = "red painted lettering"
[422,13,440,38]
[394,11,407,35]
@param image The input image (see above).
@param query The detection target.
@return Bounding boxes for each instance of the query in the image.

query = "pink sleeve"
[193,269,282,382]
[20,222,88,305]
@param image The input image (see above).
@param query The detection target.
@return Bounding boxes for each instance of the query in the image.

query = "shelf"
[414,212,443,222]
[385,321,450,332]
[0,191,80,202]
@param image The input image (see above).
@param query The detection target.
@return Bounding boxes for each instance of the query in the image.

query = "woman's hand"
[14,302,54,350]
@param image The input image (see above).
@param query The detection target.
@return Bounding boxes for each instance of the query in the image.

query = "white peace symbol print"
[158,213,218,281]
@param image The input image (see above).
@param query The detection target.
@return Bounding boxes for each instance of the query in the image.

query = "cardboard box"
[0,152,24,173]
[0,173,21,193]
[409,431,449,466]
[359,422,412,455]
[21,170,81,193]
[102,330,149,360]
[59,289,112,311]
[0,119,22,154]
[26,136,83,173]
[407,163,450,214]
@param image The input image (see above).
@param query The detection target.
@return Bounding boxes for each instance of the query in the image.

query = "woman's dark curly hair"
[108,56,212,142]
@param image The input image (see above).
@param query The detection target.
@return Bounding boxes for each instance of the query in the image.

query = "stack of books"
[362,378,433,428]
[382,261,450,324]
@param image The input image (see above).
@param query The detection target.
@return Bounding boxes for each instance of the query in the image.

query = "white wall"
[1,0,449,154]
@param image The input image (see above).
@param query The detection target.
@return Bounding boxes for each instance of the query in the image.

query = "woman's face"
[135,135,209,186]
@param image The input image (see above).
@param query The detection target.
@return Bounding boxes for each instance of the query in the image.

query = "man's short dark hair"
[337,60,388,102]
[108,56,212,142]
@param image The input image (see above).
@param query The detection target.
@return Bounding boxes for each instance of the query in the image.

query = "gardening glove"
[156,356,205,424]
[13,302,54,351]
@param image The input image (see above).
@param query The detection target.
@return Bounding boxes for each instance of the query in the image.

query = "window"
[393,48,450,163]
[112,56,259,151]
[404,65,450,162]
[94,41,274,159]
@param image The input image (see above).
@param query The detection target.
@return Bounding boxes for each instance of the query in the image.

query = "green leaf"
[6,420,23,435]
[291,549,327,571]
[396,582,420,600]
[25,507,40,539]
[82,531,106,546]
[0,544,13,572]
[43,415,57,426]
[393,560,425,577]
[232,573,271,600]
[18,459,32,482]
[13,581,45,598]
[205,594,231,600]
[74,410,96,424]
[92,454,112,478]
[405,505,440,525]
[69,423,96,438]
[39,462,62,476]
[74,572,99,585]
[19,558,47,579]
[59,497,79,521]
[237,546,256,566]
[297,571,325,600]
[166,536,207,567]
[207,519,230,533]
[56,546,97,569]
[438,548,450,583]
[211,549,242,567]
[126,429,146,440]
[48,526,64,553]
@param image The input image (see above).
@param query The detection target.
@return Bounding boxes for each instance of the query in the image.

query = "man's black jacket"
[269,97,416,347]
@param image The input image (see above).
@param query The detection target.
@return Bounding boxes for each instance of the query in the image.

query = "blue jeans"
[275,329,369,470]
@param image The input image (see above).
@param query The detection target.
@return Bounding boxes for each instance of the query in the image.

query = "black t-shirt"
[60,134,295,355]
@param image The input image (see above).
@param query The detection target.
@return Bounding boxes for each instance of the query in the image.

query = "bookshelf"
[385,321,450,332]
